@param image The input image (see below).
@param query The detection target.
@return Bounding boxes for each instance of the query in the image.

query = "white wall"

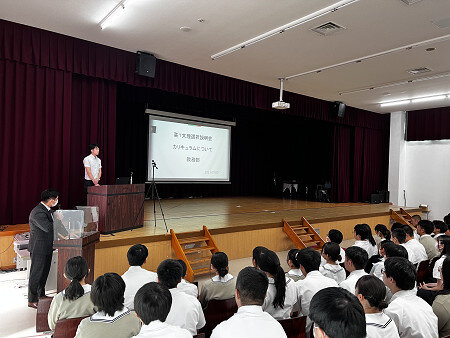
[389,111,450,220]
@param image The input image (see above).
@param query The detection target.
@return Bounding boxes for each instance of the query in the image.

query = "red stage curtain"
[0,59,72,224]
[332,125,351,202]
[407,107,450,141]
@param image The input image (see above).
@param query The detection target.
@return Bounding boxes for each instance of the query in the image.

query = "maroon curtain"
[407,107,450,141]
[0,59,72,224]
[332,125,351,202]
[351,127,364,202]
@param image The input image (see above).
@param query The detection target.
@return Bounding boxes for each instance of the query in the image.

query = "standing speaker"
[332,101,346,118]
[135,51,156,78]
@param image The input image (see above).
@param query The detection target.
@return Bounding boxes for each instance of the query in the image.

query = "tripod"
[150,160,168,232]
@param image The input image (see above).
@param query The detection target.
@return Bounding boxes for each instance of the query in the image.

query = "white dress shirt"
[132,320,191,338]
[211,305,287,338]
[262,277,298,319]
[365,312,400,338]
[354,240,378,258]
[339,269,368,295]
[177,278,199,298]
[401,239,427,265]
[286,268,304,281]
[370,259,384,280]
[83,154,102,180]
[385,289,438,338]
[295,270,338,316]
[165,288,205,335]
[433,255,446,279]
[319,263,346,284]
[122,266,158,310]
[321,247,346,265]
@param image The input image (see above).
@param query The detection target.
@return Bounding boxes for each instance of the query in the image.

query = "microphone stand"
[151,160,168,232]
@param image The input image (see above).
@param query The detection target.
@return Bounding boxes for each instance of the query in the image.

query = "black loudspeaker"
[135,51,156,78]
[370,193,381,204]
[333,101,346,118]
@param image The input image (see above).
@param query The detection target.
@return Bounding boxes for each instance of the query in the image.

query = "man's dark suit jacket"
[28,203,54,255]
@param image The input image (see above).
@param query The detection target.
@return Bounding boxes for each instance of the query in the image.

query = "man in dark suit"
[27,189,59,308]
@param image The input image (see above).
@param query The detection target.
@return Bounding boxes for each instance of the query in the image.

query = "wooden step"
[179,236,209,245]
[189,257,211,265]
[304,241,320,247]
[193,266,211,276]
[184,245,216,254]
[299,234,314,241]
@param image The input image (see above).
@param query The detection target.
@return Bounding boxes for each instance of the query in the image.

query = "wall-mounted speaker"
[332,101,346,118]
[135,51,156,78]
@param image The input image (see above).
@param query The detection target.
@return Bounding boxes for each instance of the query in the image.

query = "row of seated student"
[47,225,450,337]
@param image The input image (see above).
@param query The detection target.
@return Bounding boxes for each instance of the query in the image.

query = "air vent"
[401,0,424,4]
[407,67,432,75]
[311,22,346,36]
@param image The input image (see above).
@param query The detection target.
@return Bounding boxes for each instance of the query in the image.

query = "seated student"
[319,242,346,284]
[355,275,400,338]
[75,273,141,338]
[375,224,391,242]
[370,240,395,280]
[122,244,157,310]
[383,257,438,338]
[286,249,303,281]
[309,287,366,338]
[211,267,287,338]
[372,242,408,280]
[339,246,369,295]
[295,248,338,323]
[157,259,205,335]
[411,214,421,239]
[392,227,427,266]
[433,220,449,240]
[252,246,269,267]
[324,229,346,264]
[432,256,450,337]
[199,252,236,307]
[417,220,440,260]
[258,249,298,319]
[48,256,96,330]
[133,282,191,337]
[176,259,198,298]
[353,223,378,258]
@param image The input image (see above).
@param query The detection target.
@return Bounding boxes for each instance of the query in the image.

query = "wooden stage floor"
[99,197,420,244]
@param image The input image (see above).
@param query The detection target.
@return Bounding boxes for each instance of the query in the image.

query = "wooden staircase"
[390,209,413,229]
[170,226,219,282]
[283,217,325,251]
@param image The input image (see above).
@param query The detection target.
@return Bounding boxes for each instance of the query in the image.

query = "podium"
[87,184,145,234]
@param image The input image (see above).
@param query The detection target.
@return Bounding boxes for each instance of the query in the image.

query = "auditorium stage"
[94,197,422,278]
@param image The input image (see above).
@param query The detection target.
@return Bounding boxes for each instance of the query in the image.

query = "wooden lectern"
[87,184,145,234]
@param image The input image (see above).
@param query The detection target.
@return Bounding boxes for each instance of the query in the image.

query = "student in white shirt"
[176,259,198,298]
[324,229,346,264]
[339,246,369,295]
[252,246,269,267]
[392,227,427,266]
[370,240,394,280]
[133,282,191,338]
[375,224,392,242]
[433,220,448,241]
[83,143,102,195]
[411,215,421,239]
[353,223,378,258]
[310,287,366,338]
[157,259,205,335]
[383,257,438,338]
[285,249,303,281]
[355,275,399,338]
[211,267,287,338]
[122,244,158,310]
[319,242,346,284]
[258,249,298,319]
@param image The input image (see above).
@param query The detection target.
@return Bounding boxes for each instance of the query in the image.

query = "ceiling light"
[211,0,361,60]
[411,95,447,103]
[380,94,449,107]
[180,26,192,32]
[380,100,411,108]
[99,0,128,30]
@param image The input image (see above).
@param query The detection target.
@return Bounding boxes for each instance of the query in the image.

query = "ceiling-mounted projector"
[272,78,290,109]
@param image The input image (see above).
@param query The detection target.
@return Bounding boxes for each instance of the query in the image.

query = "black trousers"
[28,252,52,302]
[84,179,95,204]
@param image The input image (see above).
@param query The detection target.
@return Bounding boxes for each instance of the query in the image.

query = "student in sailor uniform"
[132,282,191,338]
[324,229,346,264]
[285,249,303,281]
[75,273,141,338]
[355,275,399,338]
[176,259,198,298]
[252,246,269,267]
[319,242,346,284]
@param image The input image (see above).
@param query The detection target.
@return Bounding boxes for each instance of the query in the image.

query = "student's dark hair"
[438,235,450,257]
[157,259,182,289]
[134,282,172,324]
[63,256,89,301]
[345,246,368,270]
[328,229,343,244]
[211,252,229,278]
[417,220,434,235]
[322,242,342,263]
[391,222,404,232]
[91,273,125,316]
[433,220,448,234]
[380,240,395,251]
[287,249,300,268]
[88,143,99,151]
[297,248,321,272]
[354,224,376,246]
[444,214,450,227]
[412,214,421,222]
[177,259,187,277]
[41,189,59,202]
[258,250,286,309]
[310,287,366,338]
[384,257,416,290]
[236,267,268,306]
[375,224,391,241]
[391,228,406,244]
[355,275,388,311]
[127,244,148,266]
[384,243,409,259]
[252,246,269,267]
[402,225,414,237]
[438,256,450,296]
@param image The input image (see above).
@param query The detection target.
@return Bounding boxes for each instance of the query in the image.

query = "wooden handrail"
[203,226,219,254]
[301,217,325,249]
[400,208,413,221]
[170,229,195,282]
[390,209,414,230]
